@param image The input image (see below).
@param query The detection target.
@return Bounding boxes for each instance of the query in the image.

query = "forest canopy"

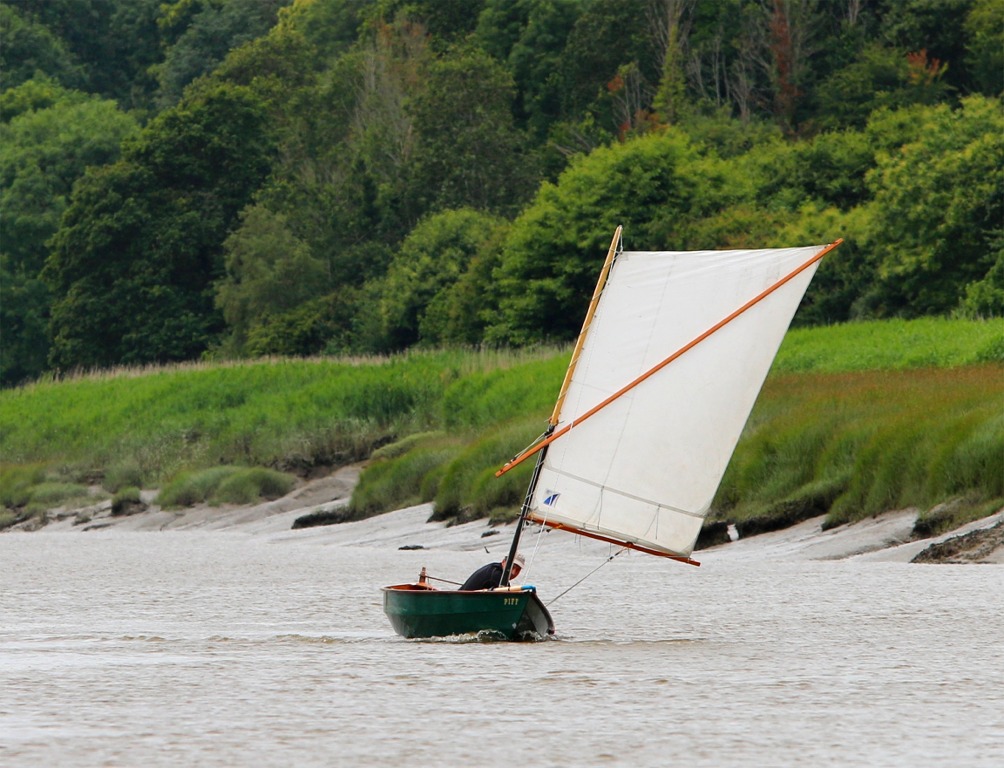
[1,0,1002,386]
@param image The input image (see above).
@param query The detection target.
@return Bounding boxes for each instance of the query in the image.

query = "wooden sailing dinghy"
[382,569,554,640]
[382,227,841,640]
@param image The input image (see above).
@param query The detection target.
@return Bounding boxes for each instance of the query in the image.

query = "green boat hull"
[382,584,555,640]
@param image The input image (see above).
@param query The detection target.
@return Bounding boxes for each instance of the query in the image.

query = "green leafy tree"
[406,45,533,217]
[377,208,507,349]
[334,16,431,239]
[475,0,580,140]
[652,10,690,125]
[243,295,353,357]
[153,0,294,106]
[420,229,508,347]
[43,83,275,369]
[102,0,166,107]
[0,257,50,386]
[7,0,165,105]
[682,0,745,111]
[0,5,84,92]
[276,0,368,61]
[676,106,782,159]
[210,17,321,107]
[861,96,1004,317]
[556,0,659,122]
[0,74,88,122]
[0,82,137,385]
[746,128,875,212]
[958,241,1004,319]
[488,130,714,345]
[0,85,138,274]
[372,0,485,44]
[875,0,973,95]
[814,44,926,129]
[473,0,535,61]
[215,205,328,354]
[220,23,402,340]
[964,0,1004,96]
[771,202,873,326]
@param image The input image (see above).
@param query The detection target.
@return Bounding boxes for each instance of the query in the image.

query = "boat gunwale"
[381,584,538,595]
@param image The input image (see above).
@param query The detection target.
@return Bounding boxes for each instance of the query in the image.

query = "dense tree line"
[1,0,1001,386]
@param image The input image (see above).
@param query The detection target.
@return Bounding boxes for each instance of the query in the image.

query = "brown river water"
[1,518,1002,767]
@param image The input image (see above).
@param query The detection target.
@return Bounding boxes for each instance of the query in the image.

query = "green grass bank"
[1,318,1001,537]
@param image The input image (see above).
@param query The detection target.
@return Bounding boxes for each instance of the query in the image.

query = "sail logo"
[543,491,560,507]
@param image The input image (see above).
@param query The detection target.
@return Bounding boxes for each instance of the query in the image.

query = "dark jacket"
[459,561,506,591]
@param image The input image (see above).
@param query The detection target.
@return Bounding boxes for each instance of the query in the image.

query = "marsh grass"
[103,461,145,493]
[440,355,567,429]
[0,348,560,477]
[157,467,237,508]
[713,366,1003,533]
[774,318,1003,373]
[1,320,1001,533]
[913,495,1004,538]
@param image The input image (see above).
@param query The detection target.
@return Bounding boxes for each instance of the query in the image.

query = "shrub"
[212,467,295,504]
[432,418,539,523]
[349,434,463,518]
[156,467,239,508]
[156,466,295,508]
[111,486,144,516]
[0,463,46,508]
[27,481,91,508]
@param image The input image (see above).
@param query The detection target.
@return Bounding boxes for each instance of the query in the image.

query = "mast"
[500,425,552,585]
[500,226,623,584]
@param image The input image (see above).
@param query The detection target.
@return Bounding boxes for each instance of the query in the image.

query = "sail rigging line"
[546,547,627,607]
[521,519,547,584]
[495,238,843,479]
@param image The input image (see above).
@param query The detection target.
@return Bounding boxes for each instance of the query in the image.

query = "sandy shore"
[14,466,1004,564]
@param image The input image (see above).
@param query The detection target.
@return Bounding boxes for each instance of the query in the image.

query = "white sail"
[527,244,832,559]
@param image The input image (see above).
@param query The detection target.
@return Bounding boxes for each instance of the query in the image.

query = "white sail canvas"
[528,245,829,558]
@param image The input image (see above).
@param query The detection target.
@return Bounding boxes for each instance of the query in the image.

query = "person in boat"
[459,553,525,591]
